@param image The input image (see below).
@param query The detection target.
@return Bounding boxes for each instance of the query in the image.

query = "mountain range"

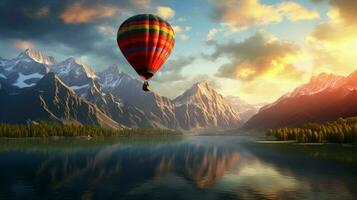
[0,49,241,130]
[243,71,357,130]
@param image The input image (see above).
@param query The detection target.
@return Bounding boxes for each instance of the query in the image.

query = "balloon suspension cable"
[142,81,151,92]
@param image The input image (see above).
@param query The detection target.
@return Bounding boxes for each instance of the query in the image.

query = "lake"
[0,136,356,200]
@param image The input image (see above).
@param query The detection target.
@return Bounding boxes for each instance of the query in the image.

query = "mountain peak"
[174,80,222,106]
[310,72,342,82]
[52,57,96,80]
[194,80,210,88]
[18,49,55,65]
[286,72,344,98]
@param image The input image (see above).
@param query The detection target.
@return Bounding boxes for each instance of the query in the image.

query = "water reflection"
[0,136,356,200]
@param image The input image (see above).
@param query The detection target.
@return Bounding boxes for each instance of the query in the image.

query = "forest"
[0,123,182,137]
[267,117,357,143]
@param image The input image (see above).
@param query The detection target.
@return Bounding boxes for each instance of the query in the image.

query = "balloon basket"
[142,81,151,92]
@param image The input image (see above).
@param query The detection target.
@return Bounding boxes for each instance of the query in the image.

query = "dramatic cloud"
[307,0,357,75]
[208,31,303,81]
[0,0,160,73]
[12,39,33,50]
[156,6,175,20]
[209,0,319,31]
[60,2,119,24]
[277,2,320,21]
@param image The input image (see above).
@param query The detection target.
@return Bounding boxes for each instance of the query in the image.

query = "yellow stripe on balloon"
[118,25,175,38]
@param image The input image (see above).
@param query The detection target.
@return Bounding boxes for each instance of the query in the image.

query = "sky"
[0,0,356,104]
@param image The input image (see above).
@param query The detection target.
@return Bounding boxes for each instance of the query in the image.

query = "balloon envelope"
[117,14,175,80]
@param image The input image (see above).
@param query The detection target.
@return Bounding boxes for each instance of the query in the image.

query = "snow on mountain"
[12,72,43,88]
[70,84,90,91]
[50,57,96,87]
[0,49,50,88]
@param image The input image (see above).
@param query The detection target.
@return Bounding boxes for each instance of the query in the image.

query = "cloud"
[173,25,191,41]
[12,39,33,50]
[306,0,357,75]
[0,0,160,73]
[153,55,196,82]
[60,2,119,24]
[277,2,320,21]
[132,0,151,10]
[97,24,115,36]
[209,0,319,32]
[208,31,303,81]
[206,28,219,41]
[156,6,175,20]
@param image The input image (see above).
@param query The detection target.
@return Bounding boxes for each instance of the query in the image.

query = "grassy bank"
[0,123,182,138]
[267,117,357,144]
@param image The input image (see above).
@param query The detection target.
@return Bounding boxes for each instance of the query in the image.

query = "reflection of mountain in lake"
[0,137,356,200]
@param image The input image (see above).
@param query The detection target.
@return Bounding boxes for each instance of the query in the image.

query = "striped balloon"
[117,14,175,80]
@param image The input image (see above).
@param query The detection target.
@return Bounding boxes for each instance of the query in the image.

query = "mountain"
[244,71,357,130]
[0,49,50,89]
[173,81,240,130]
[226,96,263,123]
[0,73,120,128]
[75,78,157,128]
[50,57,96,88]
[0,49,241,130]
[98,65,241,130]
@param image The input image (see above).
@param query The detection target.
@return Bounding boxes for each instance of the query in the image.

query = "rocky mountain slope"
[173,81,240,130]
[0,73,120,128]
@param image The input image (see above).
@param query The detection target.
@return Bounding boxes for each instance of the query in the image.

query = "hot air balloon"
[117,14,175,91]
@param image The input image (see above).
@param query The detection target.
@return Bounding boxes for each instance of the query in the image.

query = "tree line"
[267,117,357,143]
[0,123,182,138]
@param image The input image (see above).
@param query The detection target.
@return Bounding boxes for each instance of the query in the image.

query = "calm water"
[0,136,356,200]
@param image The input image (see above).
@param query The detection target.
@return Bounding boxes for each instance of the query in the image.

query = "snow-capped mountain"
[21,49,55,65]
[0,49,242,130]
[0,72,120,128]
[0,49,50,89]
[173,81,241,130]
[50,57,96,88]
[244,71,357,130]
